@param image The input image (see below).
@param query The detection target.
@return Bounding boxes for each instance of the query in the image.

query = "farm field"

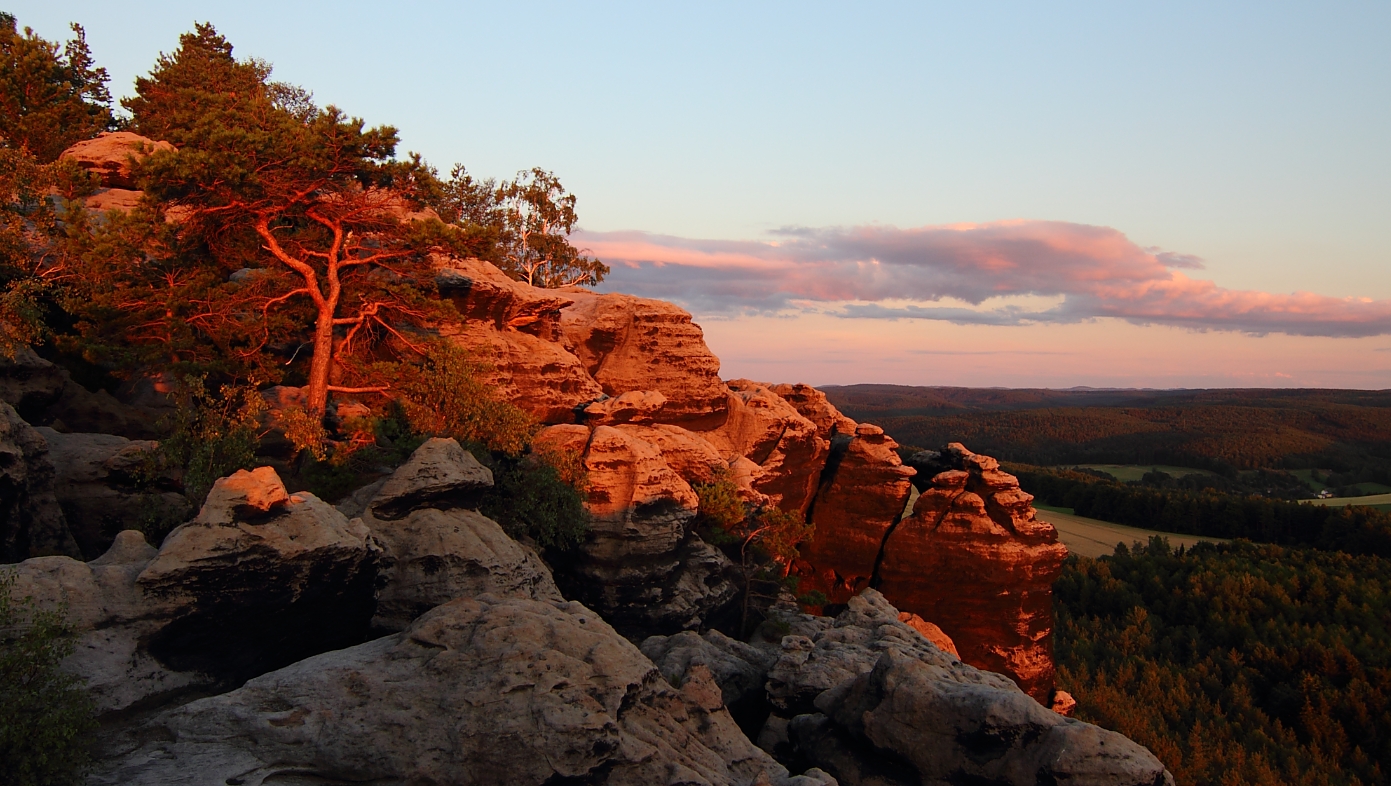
[1306,493,1391,510]
[1033,505,1228,558]
[1069,464,1215,482]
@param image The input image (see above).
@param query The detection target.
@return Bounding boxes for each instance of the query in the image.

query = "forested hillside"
[827,385,1391,481]
[1058,539,1391,786]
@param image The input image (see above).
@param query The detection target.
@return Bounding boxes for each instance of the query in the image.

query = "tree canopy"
[0,13,113,162]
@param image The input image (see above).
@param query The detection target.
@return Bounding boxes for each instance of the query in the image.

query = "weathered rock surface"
[561,290,729,426]
[4,531,200,714]
[437,257,603,422]
[804,648,1171,786]
[897,612,959,658]
[651,590,1171,786]
[583,389,668,427]
[0,402,77,561]
[542,424,740,638]
[357,438,561,631]
[0,348,165,438]
[795,424,915,606]
[768,383,857,439]
[879,444,1069,702]
[58,131,174,189]
[366,436,493,519]
[36,428,188,559]
[134,468,384,686]
[702,380,828,513]
[91,595,834,786]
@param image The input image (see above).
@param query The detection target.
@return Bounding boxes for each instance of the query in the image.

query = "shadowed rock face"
[794,424,915,606]
[647,590,1173,786]
[0,402,77,561]
[89,595,833,786]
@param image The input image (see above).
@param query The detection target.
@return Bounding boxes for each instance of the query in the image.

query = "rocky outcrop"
[794,424,915,605]
[59,131,174,189]
[436,257,603,422]
[879,444,1069,702]
[36,428,188,559]
[2,466,386,713]
[91,594,835,786]
[0,402,77,561]
[702,380,828,513]
[768,383,857,439]
[358,438,562,631]
[365,437,493,519]
[134,467,384,685]
[540,424,740,638]
[561,290,729,427]
[650,590,1172,786]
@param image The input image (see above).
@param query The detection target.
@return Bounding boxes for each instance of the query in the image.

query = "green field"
[1306,493,1391,510]
[1069,464,1216,483]
[1033,505,1227,559]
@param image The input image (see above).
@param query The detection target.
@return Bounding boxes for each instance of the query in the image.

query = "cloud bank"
[577,222,1391,338]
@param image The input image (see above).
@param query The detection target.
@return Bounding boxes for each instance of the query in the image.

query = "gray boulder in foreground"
[649,590,1174,786]
[91,594,836,786]
[356,437,563,631]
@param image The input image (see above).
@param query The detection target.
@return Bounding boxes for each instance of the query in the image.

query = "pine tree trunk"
[306,306,335,416]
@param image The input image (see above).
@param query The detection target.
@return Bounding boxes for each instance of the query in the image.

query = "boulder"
[366,437,493,520]
[878,444,1068,702]
[357,438,562,631]
[615,422,728,486]
[645,590,1171,786]
[0,402,77,561]
[90,595,835,786]
[768,383,857,439]
[36,428,189,559]
[897,612,958,658]
[561,290,729,426]
[135,467,384,684]
[794,424,915,606]
[804,649,1172,786]
[58,131,175,189]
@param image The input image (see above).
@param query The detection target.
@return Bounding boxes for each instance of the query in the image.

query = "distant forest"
[826,384,1391,487]
[1058,540,1391,786]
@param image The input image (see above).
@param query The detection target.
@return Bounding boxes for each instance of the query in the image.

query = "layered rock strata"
[880,444,1069,701]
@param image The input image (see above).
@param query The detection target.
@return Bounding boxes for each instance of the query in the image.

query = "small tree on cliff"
[492,168,608,288]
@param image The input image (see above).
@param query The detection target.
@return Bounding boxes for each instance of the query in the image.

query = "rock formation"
[356,438,563,631]
[647,590,1172,786]
[561,290,730,426]
[794,424,915,606]
[879,444,1069,701]
[36,428,188,559]
[90,594,835,786]
[0,402,78,561]
[538,423,740,638]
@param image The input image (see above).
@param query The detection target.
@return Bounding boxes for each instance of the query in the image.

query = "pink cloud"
[577,222,1391,338]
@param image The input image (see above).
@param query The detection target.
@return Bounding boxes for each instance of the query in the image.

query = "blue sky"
[11,2,1391,387]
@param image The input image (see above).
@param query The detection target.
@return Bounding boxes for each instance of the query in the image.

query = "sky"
[11,1,1391,389]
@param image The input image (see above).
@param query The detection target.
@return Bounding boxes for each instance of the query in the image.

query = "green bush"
[152,377,264,506]
[390,342,538,456]
[0,572,96,786]
[478,452,590,551]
